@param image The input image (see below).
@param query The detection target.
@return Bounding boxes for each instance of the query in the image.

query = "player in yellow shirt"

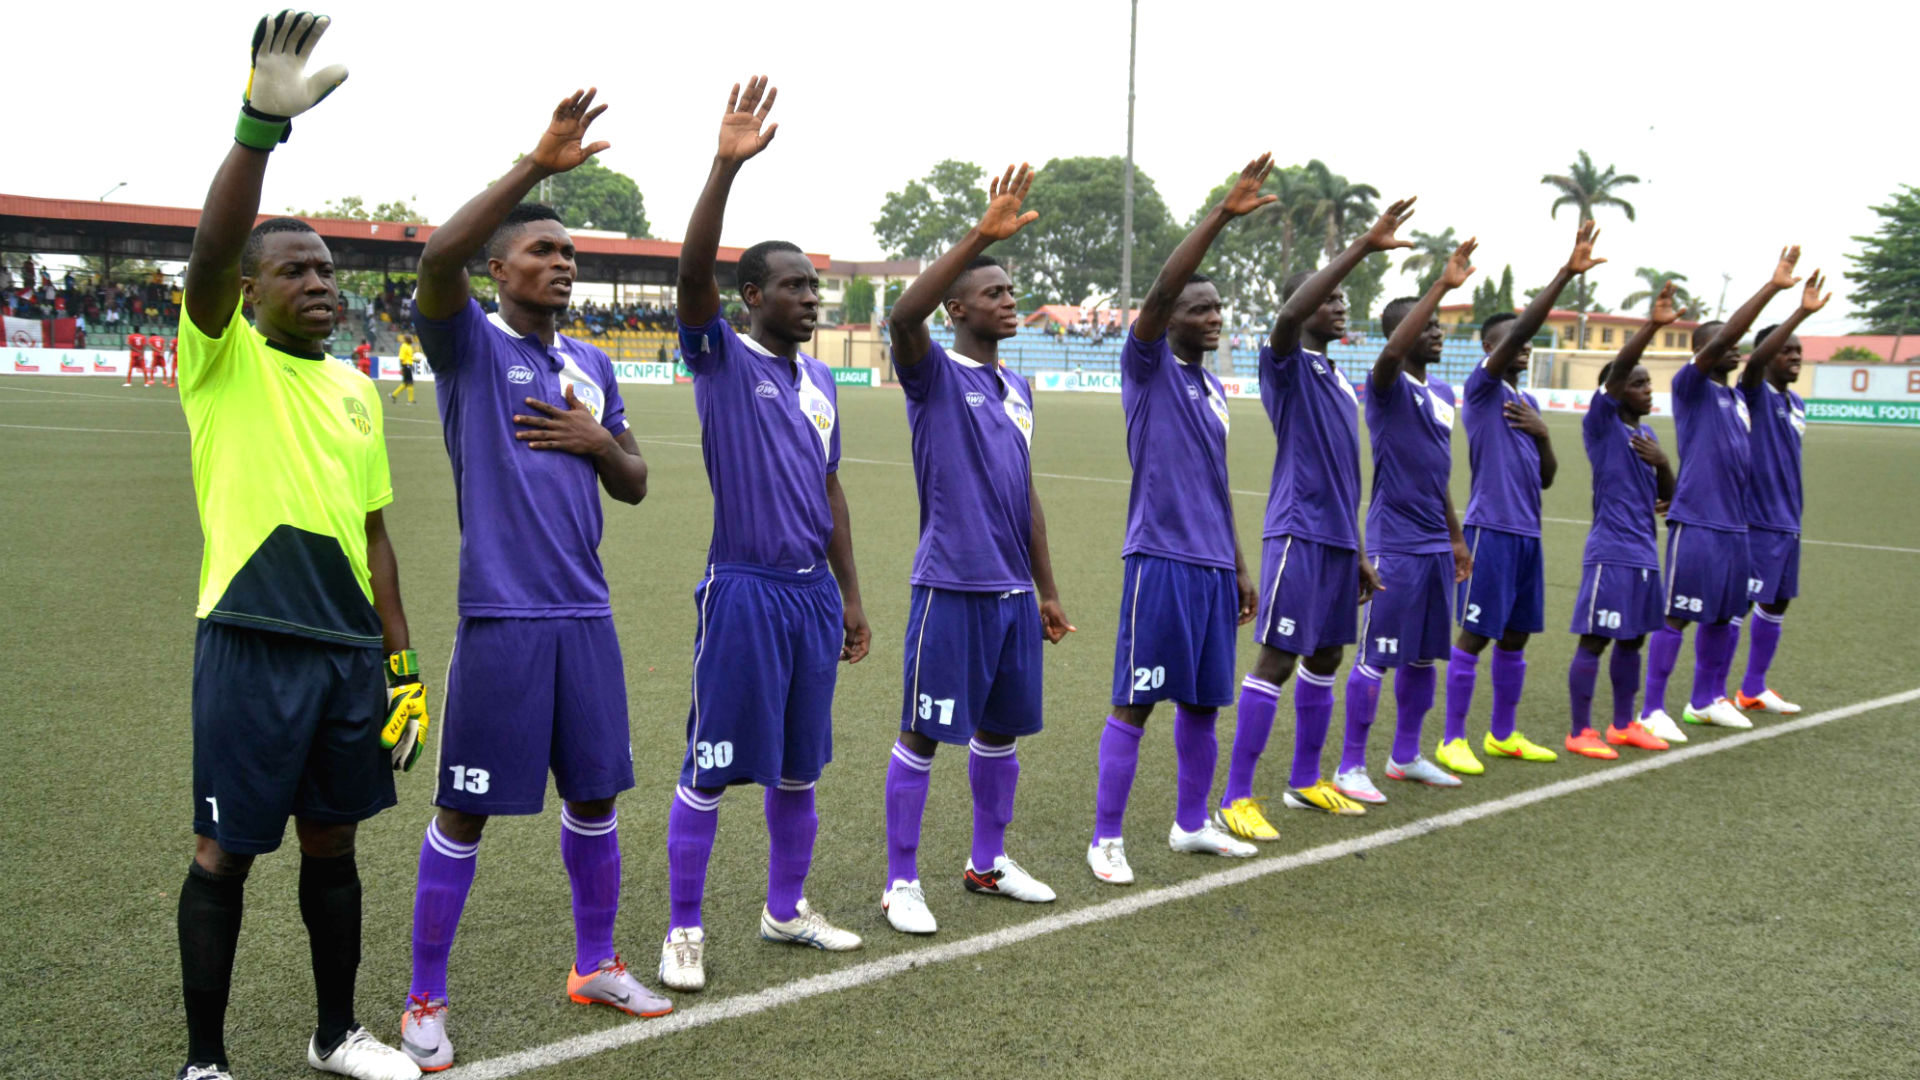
[173,12,425,1080]
[389,334,418,404]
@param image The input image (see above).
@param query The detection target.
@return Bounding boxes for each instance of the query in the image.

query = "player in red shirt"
[125,331,148,387]
[151,335,173,387]
[160,337,179,387]
[352,339,374,377]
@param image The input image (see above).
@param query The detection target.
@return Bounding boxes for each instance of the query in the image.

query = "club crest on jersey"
[1428,392,1455,430]
[342,396,371,435]
[965,391,987,407]
[1003,390,1034,447]
[560,373,605,421]
[755,379,780,399]
[507,365,534,385]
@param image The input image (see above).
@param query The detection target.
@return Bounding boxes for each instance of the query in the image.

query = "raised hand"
[717,76,779,164]
[1651,280,1687,326]
[1566,219,1606,275]
[245,10,348,121]
[530,88,610,174]
[1220,153,1280,218]
[1630,432,1669,470]
[1771,245,1803,290]
[1364,197,1418,252]
[1799,269,1831,314]
[1441,238,1479,290]
[978,163,1039,241]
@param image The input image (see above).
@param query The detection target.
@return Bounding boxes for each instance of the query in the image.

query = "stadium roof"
[0,194,830,287]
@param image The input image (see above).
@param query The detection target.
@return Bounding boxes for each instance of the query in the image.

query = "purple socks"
[1288,670,1336,790]
[559,806,620,976]
[1609,646,1641,731]
[884,742,933,885]
[1093,717,1143,841]
[409,819,478,1003]
[1392,662,1437,764]
[1221,676,1280,805]
[1444,646,1478,743]
[764,783,817,923]
[968,738,1020,870]
[1568,648,1600,736]
[1644,624,1683,718]
[1172,705,1217,831]
[1341,664,1383,773]
[1743,608,1783,698]
[1691,622,1737,710]
[1490,646,1526,741]
[666,786,720,930]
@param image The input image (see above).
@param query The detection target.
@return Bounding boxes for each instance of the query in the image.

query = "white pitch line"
[451,685,1920,1080]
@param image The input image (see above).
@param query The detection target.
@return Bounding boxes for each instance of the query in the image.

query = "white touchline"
[450,686,1920,1080]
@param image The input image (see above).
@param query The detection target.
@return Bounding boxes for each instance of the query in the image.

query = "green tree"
[501,155,650,238]
[1302,159,1380,259]
[289,195,445,301]
[1541,150,1641,223]
[1469,274,1504,322]
[1496,264,1515,312]
[1844,184,1920,333]
[1345,255,1389,325]
[1830,344,1884,364]
[1401,227,1461,292]
[839,277,904,325]
[873,160,990,260]
[1003,156,1177,304]
[1528,275,1609,314]
[1621,267,1697,314]
[1192,163,1318,316]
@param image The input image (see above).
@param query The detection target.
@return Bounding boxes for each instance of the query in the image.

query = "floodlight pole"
[1117,0,1137,332]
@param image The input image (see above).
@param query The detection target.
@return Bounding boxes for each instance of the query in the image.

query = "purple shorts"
[1255,535,1358,656]
[1359,551,1455,667]
[1111,554,1238,708]
[1663,523,1754,624]
[1455,526,1544,638]
[1747,527,1800,605]
[437,616,634,814]
[683,564,842,789]
[901,586,1043,745]
[1570,563,1664,640]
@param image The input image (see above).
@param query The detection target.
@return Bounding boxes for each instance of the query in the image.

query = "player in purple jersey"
[1343,238,1479,797]
[1211,197,1413,838]
[659,77,872,990]
[1641,248,1804,739]
[1086,154,1278,884]
[1440,222,1602,776]
[879,163,1075,934]
[1732,274,1829,716]
[1563,283,1684,760]
[396,91,665,1069]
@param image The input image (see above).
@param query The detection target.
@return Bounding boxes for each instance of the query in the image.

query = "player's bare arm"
[1608,282,1686,397]
[678,76,779,327]
[1444,490,1472,584]
[513,386,648,504]
[1028,475,1075,644]
[1273,197,1415,354]
[1487,220,1603,382]
[889,163,1039,371]
[365,509,411,655]
[824,473,870,663]
[1233,531,1257,626]
[1134,153,1276,344]
[185,11,346,340]
[1358,541,1382,604]
[1374,237,1475,392]
[417,89,610,320]
[1741,270,1830,390]
[1696,246,1801,369]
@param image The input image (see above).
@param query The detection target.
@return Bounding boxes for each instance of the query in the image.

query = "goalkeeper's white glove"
[236,10,349,151]
[381,649,429,772]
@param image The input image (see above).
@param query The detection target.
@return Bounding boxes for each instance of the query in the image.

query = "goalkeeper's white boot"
[308,1026,421,1080]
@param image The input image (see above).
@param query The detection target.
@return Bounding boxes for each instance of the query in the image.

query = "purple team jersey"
[1259,344,1361,550]
[1666,362,1751,532]
[1461,361,1542,537]
[1580,390,1661,569]
[1120,331,1235,571]
[1742,381,1804,533]
[894,341,1034,592]
[679,315,841,571]
[414,299,630,617]
[1364,370,1457,556]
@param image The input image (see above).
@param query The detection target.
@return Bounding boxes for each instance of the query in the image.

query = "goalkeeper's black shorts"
[190,620,396,854]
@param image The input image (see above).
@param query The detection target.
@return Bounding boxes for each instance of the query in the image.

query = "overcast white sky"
[5,0,1911,331]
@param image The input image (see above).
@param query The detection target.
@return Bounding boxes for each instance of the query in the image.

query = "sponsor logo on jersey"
[507,365,534,385]
[965,391,986,407]
[755,379,779,399]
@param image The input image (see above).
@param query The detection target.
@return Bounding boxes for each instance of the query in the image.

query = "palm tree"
[1304,159,1381,258]
[1620,266,1696,315]
[1542,150,1640,349]
[1400,227,1461,292]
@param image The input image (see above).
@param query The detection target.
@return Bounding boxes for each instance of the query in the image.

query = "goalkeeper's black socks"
[300,852,362,1051]
[179,861,247,1069]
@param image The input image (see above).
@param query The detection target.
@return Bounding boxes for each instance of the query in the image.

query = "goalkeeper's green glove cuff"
[386,648,420,686]
[235,102,292,151]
